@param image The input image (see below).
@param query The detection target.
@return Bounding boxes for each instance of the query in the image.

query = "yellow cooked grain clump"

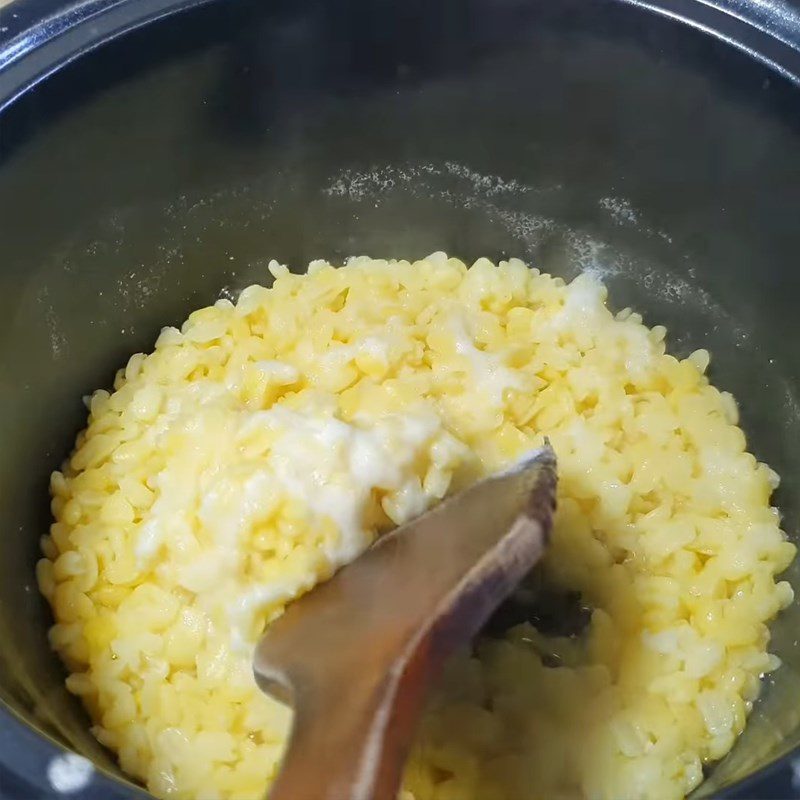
[38,254,795,800]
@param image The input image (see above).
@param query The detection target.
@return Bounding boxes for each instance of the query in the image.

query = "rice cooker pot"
[1,0,800,797]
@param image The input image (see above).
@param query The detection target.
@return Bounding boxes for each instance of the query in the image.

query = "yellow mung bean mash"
[38,254,795,800]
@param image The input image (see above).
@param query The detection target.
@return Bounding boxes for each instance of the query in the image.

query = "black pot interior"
[1,0,800,796]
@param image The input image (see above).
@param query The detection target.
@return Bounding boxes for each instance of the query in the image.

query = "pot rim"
[1,0,800,112]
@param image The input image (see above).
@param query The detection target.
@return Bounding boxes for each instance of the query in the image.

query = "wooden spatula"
[254,445,557,800]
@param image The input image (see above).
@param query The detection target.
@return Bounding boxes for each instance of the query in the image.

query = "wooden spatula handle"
[257,447,557,800]
[263,516,550,800]
[266,655,428,800]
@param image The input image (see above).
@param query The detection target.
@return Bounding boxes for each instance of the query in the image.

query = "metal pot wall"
[1,0,800,797]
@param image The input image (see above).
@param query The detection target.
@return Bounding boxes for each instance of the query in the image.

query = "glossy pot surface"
[1,1,800,797]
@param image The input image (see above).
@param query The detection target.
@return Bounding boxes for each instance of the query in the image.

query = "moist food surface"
[38,254,795,800]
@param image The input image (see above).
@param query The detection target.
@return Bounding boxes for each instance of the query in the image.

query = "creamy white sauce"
[549,273,607,332]
[255,406,425,560]
[449,317,524,408]
[132,387,459,654]
[545,274,655,378]
[253,361,300,385]
[317,336,391,372]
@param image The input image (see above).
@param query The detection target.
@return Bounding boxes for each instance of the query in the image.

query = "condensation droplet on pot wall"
[47,752,94,794]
